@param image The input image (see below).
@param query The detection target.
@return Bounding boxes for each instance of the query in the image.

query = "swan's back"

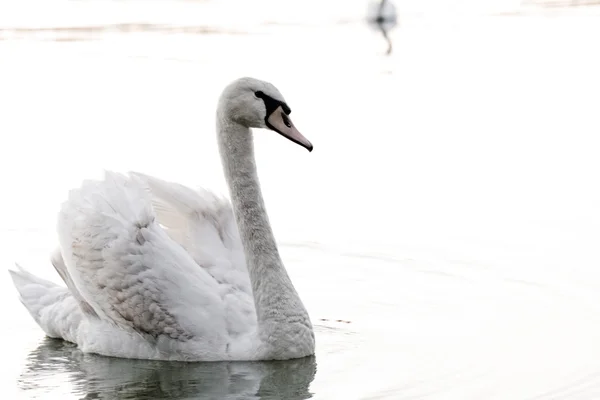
[12,171,259,361]
[59,173,227,345]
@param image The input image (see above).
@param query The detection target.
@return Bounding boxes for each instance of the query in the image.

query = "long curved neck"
[217,116,312,345]
[217,119,280,264]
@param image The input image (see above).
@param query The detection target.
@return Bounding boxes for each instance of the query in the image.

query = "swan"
[9,77,315,361]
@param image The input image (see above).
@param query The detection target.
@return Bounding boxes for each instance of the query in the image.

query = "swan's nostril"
[282,113,292,128]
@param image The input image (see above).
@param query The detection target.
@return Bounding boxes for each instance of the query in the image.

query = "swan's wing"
[9,264,84,343]
[130,172,256,337]
[50,248,98,317]
[130,172,251,294]
[57,171,230,347]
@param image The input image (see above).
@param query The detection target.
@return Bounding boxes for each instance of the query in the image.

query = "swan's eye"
[282,113,292,128]
[255,91,264,98]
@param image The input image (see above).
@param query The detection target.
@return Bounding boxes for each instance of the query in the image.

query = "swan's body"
[10,77,315,361]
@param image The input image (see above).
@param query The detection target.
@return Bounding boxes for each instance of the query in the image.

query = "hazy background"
[1,0,600,398]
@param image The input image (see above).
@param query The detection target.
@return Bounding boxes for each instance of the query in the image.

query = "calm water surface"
[2,1,600,398]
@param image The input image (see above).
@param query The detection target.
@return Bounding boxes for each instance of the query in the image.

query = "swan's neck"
[217,117,312,351]
[217,120,279,263]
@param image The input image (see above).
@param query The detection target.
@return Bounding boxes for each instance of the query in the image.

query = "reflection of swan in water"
[19,338,317,399]
[367,0,398,55]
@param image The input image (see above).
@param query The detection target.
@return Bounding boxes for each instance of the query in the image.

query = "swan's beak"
[267,106,313,152]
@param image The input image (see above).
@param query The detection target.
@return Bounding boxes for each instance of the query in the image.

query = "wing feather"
[57,171,230,349]
[130,172,256,336]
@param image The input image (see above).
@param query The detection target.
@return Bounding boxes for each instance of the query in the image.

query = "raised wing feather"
[130,172,256,336]
[57,172,231,352]
[130,172,248,282]
[50,247,97,317]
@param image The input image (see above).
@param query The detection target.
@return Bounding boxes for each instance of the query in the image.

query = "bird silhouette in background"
[367,0,398,55]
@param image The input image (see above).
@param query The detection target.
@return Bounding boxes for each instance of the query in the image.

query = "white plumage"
[9,77,315,361]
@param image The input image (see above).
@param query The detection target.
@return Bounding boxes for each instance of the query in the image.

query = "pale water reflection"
[19,338,316,399]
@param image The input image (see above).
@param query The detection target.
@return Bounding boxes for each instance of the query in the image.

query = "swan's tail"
[9,264,84,343]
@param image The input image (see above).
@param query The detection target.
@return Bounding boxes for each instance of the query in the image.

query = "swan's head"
[219,77,313,152]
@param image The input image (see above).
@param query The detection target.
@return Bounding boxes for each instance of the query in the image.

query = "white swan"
[9,77,315,361]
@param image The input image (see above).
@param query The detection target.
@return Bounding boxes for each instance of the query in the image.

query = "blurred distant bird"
[367,0,397,55]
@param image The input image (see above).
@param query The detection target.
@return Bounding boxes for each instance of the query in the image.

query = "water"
[2,1,600,398]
